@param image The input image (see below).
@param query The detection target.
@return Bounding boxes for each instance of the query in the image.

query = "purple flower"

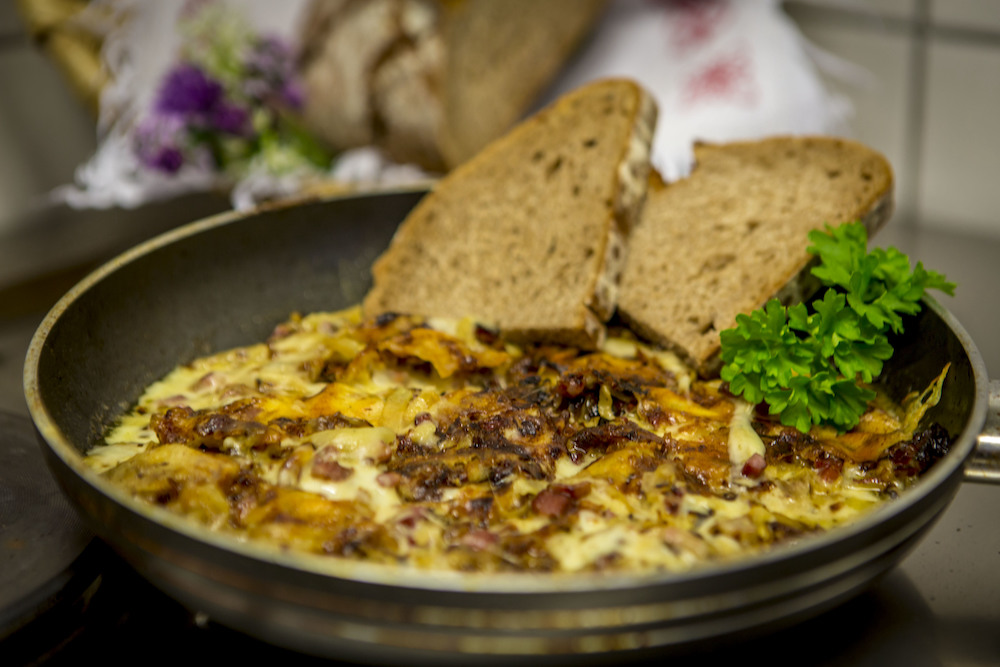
[279,81,304,110]
[133,23,320,179]
[243,35,303,110]
[211,102,250,135]
[133,114,187,174]
[156,63,223,116]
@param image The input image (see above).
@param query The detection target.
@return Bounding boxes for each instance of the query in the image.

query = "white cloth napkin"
[541,0,853,180]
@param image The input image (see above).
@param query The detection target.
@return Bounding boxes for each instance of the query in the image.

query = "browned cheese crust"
[94,307,948,574]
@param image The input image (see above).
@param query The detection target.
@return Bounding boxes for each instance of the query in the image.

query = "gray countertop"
[1,204,998,664]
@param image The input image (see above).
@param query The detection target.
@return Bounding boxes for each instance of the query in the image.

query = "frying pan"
[22,188,1000,664]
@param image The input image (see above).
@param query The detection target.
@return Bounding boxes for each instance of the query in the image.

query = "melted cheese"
[728,400,765,466]
[92,307,947,574]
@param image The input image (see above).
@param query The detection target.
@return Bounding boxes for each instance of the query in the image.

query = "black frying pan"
[22,189,1000,664]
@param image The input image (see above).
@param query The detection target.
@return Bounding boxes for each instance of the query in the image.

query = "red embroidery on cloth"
[655,0,731,55]
[681,48,758,109]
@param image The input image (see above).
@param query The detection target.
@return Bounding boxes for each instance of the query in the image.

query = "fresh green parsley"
[719,221,955,433]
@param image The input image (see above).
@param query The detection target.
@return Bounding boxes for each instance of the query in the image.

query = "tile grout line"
[783,2,1000,46]
[899,0,931,235]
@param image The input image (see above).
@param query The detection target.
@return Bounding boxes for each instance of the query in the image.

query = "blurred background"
[786,0,1000,237]
[3,1,1000,232]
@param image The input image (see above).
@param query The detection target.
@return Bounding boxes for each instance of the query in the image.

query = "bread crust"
[362,78,658,348]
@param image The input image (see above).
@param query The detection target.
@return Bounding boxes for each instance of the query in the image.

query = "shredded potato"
[93,307,951,573]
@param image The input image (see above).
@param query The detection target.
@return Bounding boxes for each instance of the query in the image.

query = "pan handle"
[965,380,1000,484]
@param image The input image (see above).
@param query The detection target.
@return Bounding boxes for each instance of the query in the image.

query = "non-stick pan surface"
[22,189,991,664]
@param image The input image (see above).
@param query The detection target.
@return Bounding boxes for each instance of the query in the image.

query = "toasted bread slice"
[617,136,894,376]
[362,78,658,347]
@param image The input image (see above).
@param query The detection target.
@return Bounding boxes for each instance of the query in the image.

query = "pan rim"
[21,189,991,596]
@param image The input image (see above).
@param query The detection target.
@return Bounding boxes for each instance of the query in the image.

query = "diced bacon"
[474,324,500,346]
[155,394,189,408]
[220,384,254,400]
[531,483,590,517]
[312,454,354,481]
[741,453,767,478]
[558,482,592,499]
[460,529,498,551]
[376,472,402,488]
[532,488,571,516]
[397,506,427,529]
[191,372,223,391]
[813,452,843,483]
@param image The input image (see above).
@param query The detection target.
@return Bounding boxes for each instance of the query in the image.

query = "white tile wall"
[931,0,1000,32]
[921,38,1000,235]
[786,0,1000,238]
[790,17,916,219]
[790,0,917,20]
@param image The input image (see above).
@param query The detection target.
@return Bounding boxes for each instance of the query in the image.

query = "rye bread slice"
[617,136,894,376]
[362,78,658,347]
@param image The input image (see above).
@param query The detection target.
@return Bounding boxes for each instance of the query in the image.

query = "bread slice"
[617,136,894,376]
[298,0,608,172]
[362,78,658,348]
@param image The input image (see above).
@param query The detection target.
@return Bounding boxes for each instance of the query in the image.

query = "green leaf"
[832,335,892,382]
[808,222,866,289]
[719,219,955,433]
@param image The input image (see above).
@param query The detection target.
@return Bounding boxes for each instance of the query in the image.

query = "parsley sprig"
[719,221,955,433]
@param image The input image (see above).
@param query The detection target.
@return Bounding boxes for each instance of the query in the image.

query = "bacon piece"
[191,372,223,391]
[813,451,844,483]
[396,506,428,529]
[742,453,767,478]
[376,472,401,488]
[312,449,354,481]
[531,483,591,517]
[154,394,189,409]
[532,488,571,517]
[460,529,498,551]
[474,323,501,347]
[313,459,354,482]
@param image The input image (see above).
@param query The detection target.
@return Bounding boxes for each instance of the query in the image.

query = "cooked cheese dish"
[92,307,951,573]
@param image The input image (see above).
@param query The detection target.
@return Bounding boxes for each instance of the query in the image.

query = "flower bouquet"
[128,3,333,204]
[54,1,393,211]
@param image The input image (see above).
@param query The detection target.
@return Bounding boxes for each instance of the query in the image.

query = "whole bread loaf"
[362,78,658,348]
[617,136,894,376]
[298,0,608,172]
